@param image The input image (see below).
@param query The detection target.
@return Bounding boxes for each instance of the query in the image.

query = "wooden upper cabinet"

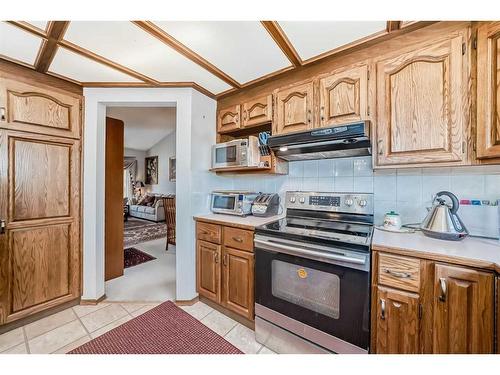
[0,78,81,139]
[217,105,241,133]
[476,22,500,159]
[375,34,467,167]
[318,64,369,128]
[242,94,273,128]
[432,264,494,354]
[274,81,314,135]
[196,240,221,303]
[375,286,420,354]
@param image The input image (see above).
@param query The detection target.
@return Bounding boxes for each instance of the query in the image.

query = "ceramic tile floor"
[0,301,276,354]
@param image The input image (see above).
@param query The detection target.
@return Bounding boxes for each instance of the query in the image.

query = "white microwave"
[212,136,260,169]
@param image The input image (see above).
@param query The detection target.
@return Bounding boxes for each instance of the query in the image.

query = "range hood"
[268,121,371,161]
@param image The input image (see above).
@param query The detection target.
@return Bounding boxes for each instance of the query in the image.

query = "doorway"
[104,106,177,302]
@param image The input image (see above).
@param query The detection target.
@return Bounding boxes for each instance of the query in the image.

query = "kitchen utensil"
[383,211,402,230]
[258,131,271,156]
[420,191,469,241]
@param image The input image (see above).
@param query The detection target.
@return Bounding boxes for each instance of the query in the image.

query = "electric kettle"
[420,191,469,241]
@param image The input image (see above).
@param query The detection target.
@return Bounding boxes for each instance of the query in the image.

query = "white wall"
[146,131,176,194]
[82,87,202,302]
[124,148,146,182]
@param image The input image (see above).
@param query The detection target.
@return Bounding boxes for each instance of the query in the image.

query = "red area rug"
[68,301,242,354]
[124,247,156,269]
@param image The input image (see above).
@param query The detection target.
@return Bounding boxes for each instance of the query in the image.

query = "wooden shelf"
[210,154,288,175]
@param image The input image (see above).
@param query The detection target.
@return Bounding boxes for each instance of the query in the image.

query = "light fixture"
[279,146,288,152]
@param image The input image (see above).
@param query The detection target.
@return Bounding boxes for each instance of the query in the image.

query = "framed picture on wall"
[169,156,176,182]
[145,156,158,185]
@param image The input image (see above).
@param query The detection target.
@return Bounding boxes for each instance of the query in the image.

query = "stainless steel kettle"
[420,191,469,241]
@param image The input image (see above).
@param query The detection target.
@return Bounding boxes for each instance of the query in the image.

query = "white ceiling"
[153,21,292,84]
[107,106,176,151]
[278,21,387,61]
[1,21,393,96]
[0,22,43,65]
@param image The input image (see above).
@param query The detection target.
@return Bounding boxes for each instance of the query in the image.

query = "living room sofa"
[128,193,172,222]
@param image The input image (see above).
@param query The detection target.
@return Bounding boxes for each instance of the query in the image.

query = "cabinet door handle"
[223,254,228,266]
[439,277,447,302]
[384,269,411,279]
[378,139,383,155]
[0,219,5,235]
[380,299,386,320]
[232,236,243,243]
[320,106,325,122]
[0,107,5,121]
[243,110,247,121]
[213,252,219,263]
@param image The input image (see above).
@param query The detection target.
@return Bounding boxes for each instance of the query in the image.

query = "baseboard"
[175,296,199,306]
[200,296,255,330]
[80,294,106,306]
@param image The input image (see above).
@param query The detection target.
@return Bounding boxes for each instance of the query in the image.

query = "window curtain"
[123,157,137,200]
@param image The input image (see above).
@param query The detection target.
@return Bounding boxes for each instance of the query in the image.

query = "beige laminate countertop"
[193,213,284,230]
[372,228,500,273]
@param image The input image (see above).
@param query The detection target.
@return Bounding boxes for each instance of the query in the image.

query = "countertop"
[193,213,284,230]
[372,228,500,273]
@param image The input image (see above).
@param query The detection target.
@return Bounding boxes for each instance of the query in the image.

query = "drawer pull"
[200,230,209,235]
[380,299,386,320]
[232,236,243,243]
[384,269,411,279]
[439,277,447,302]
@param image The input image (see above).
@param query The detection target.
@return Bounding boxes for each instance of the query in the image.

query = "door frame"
[82,88,215,302]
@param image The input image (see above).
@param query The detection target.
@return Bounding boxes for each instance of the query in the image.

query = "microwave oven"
[212,136,260,169]
[211,191,259,216]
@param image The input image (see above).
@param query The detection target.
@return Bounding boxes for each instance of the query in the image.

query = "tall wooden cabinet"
[476,21,500,159]
[195,220,255,321]
[0,76,82,325]
[375,33,468,167]
[273,80,315,135]
[318,64,370,128]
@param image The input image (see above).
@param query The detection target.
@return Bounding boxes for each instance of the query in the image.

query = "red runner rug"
[69,301,242,354]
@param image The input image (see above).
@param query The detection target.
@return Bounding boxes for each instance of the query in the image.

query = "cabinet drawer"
[196,222,222,244]
[223,226,254,252]
[378,253,420,292]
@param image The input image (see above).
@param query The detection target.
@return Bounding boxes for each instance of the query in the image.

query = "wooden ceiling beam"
[34,21,70,72]
[261,21,302,67]
[387,21,402,32]
[132,21,241,89]
[6,21,48,38]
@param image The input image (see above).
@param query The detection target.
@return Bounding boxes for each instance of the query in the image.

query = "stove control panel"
[286,191,374,215]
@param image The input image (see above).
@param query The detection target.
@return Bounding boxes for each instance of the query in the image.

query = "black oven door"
[254,235,370,352]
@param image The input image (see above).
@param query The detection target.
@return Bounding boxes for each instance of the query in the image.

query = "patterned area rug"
[124,247,156,269]
[68,301,243,354]
[124,218,167,248]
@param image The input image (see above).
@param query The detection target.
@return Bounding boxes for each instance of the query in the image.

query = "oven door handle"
[254,238,366,266]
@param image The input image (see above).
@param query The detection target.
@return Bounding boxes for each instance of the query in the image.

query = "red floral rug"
[68,301,242,354]
[124,247,156,269]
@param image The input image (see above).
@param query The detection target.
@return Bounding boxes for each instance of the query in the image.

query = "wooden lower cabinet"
[372,251,496,354]
[196,221,255,321]
[375,286,421,354]
[222,246,254,320]
[432,264,494,354]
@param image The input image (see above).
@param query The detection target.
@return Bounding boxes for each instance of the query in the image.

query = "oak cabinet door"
[476,22,500,159]
[0,78,81,139]
[375,286,421,354]
[274,81,314,135]
[0,130,81,324]
[196,240,221,303]
[222,246,254,320]
[217,105,241,133]
[375,34,467,167]
[242,95,273,128]
[433,264,494,354]
[318,65,369,127]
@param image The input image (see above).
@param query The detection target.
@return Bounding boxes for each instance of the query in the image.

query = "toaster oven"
[210,191,259,216]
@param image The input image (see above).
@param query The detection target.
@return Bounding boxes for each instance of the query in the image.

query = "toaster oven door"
[211,194,239,214]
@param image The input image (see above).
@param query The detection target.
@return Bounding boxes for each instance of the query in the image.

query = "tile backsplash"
[220,156,500,230]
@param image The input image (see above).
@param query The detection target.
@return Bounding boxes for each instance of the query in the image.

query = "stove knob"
[358,199,367,207]
[290,196,296,203]
[344,198,354,207]
[299,197,305,204]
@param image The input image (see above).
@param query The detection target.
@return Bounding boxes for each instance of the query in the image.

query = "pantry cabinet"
[242,94,273,128]
[476,21,500,159]
[432,264,494,354]
[195,220,255,321]
[217,105,240,133]
[273,80,315,135]
[374,33,468,167]
[318,64,370,128]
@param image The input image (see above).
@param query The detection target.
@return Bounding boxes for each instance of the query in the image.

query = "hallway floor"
[105,238,176,302]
